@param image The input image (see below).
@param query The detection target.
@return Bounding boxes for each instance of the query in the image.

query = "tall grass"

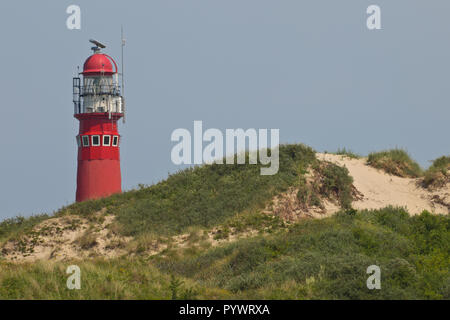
[0,144,448,300]
[152,208,449,300]
[0,258,222,299]
[422,156,450,188]
[1,208,447,299]
[57,144,317,237]
[367,149,422,178]
[335,148,361,159]
[0,214,49,243]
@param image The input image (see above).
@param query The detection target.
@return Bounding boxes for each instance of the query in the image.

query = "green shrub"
[295,162,354,210]
[319,163,354,209]
[359,206,411,234]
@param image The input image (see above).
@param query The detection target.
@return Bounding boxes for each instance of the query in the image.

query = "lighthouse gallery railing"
[73,77,121,114]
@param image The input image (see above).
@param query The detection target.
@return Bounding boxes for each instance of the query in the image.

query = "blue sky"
[0,0,449,220]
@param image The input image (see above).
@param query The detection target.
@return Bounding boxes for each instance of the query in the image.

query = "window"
[82,135,89,147]
[112,135,119,147]
[76,136,81,147]
[92,135,100,146]
[103,135,111,146]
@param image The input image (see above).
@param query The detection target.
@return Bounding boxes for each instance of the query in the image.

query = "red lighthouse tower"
[72,39,125,202]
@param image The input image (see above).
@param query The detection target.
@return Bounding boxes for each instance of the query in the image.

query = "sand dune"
[317,153,449,215]
[3,152,448,263]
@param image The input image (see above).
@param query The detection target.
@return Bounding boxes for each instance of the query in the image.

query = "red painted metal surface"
[82,53,117,75]
[76,159,122,202]
[75,113,123,202]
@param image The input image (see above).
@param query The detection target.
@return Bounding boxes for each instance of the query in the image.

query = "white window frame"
[82,135,90,147]
[76,135,81,147]
[112,135,119,147]
[91,135,101,146]
[103,135,111,146]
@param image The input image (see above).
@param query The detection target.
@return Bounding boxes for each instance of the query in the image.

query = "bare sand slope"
[2,214,263,263]
[317,153,449,215]
[2,213,132,262]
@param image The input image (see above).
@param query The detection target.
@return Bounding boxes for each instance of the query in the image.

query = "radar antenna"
[89,39,106,53]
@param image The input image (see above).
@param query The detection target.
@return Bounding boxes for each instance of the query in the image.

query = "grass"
[0,144,448,300]
[334,148,361,159]
[0,258,225,299]
[1,207,448,299]
[76,230,98,250]
[422,156,450,188]
[151,208,449,299]
[0,215,49,243]
[55,144,317,237]
[367,149,423,178]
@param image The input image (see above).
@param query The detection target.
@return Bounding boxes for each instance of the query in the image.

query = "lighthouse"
[72,39,125,202]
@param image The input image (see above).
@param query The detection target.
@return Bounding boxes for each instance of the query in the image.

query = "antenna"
[121,26,126,124]
[89,39,106,53]
[89,39,106,48]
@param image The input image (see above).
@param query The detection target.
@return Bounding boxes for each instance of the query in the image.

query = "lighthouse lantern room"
[72,39,125,202]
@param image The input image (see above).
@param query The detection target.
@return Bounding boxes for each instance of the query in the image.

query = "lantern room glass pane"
[83,76,114,95]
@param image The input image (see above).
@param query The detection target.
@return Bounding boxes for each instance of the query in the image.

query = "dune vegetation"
[367,149,423,178]
[422,156,450,189]
[0,208,448,299]
[333,147,361,159]
[0,144,448,299]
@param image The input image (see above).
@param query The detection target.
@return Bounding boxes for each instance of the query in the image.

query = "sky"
[0,0,449,220]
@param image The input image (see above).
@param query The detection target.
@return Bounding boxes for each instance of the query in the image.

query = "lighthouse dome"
[82,53,117,76]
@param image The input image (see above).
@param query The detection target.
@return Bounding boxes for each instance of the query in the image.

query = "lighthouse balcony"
[73,77,124,115]
[74,95,123,115]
